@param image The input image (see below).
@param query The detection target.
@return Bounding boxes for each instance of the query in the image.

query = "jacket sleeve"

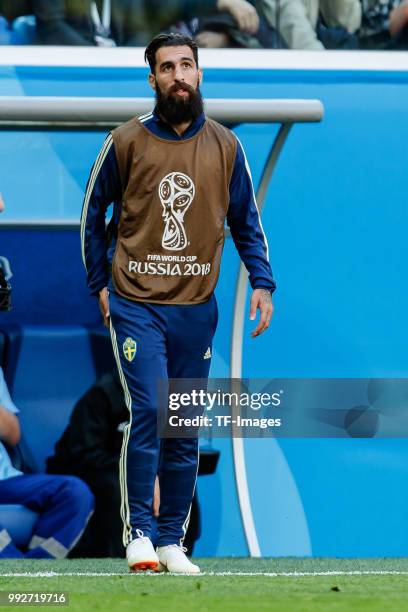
[320,0,362,34]
[260,0,324,50]
[226,137,276,294]
[80,133,122,296]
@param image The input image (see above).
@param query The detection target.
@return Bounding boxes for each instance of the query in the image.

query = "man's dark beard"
[155,80,203,126]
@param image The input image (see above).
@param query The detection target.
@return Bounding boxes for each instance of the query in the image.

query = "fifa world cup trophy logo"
[158,172,195,251]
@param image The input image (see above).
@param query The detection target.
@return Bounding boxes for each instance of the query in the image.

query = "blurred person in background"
[0,0,301,49]
[359,1,408,49]
[260,0,361,49]
[146,0,280,48]
[31,0,149,46]
[0,195,94,559]
[147,0,260,35]
[25,0,270,47]
[194,0,286,48]
[0,365,94,558]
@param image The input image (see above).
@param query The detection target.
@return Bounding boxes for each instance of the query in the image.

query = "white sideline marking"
[0,571,408,578]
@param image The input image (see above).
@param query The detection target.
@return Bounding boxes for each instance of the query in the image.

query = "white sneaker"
[127,530,159,572]
[156,545,200,574]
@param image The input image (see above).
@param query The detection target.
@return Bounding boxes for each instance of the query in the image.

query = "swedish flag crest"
[123,337,137,362]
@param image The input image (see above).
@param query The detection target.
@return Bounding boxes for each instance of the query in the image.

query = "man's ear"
[148,73,156,91]
[198,68,203,86]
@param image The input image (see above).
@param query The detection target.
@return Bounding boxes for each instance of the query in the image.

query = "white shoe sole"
[156,561,200,574]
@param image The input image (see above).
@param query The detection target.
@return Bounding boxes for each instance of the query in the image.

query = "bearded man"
[81,32,275,573]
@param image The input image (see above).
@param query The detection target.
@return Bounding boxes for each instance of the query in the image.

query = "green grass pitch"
[1,558,408,611]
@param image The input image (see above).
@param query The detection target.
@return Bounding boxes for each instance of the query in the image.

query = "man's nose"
[174,66,185,81]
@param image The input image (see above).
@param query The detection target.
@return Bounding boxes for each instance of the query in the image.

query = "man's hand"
[153,476,160,517]
[217,0,260,34]
[195,31,230,48]
[98,287,110,328]
[390,1,408,37]
[250,289,273,337]
[0,406,20,446]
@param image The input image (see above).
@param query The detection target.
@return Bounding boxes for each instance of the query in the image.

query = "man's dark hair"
[144,33,199,74]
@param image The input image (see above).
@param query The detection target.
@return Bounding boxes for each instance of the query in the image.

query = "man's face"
[148,45,203,125]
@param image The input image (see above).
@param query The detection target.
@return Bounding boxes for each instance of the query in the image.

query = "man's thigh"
[0,474,69,510]
[166,294,218,378]
[109,292,168,412]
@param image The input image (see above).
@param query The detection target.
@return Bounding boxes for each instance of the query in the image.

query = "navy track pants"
[0,474,94,558]
[109,291,218,547]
